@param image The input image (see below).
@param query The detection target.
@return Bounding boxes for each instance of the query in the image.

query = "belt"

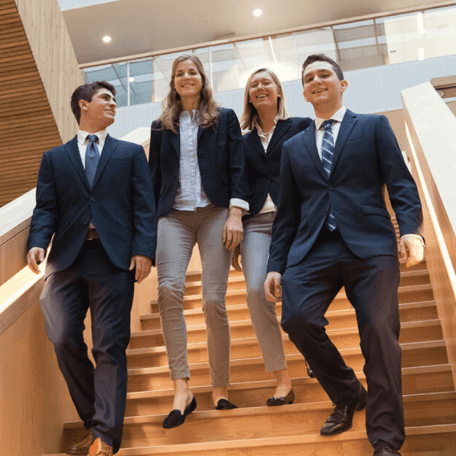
[85,228,99,241]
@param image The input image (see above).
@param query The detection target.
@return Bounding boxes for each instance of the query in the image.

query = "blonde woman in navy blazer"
[149,54,249,428]
[236,68,311,405]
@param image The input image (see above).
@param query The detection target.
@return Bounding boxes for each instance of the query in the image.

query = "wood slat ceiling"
[0,0,62,208]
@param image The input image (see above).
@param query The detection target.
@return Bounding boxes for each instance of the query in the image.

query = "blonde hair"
[240,68,289,131]
[158,54,219,133]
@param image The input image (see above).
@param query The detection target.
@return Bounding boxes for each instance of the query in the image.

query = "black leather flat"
[266,388,295,406]
[163,396,197,428]
[215,398,238,410]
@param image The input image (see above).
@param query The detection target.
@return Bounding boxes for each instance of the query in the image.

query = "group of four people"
[27,53,424,456]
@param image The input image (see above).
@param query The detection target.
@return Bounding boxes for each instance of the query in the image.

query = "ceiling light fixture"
[128,77,135,82]
[102,35,112,43]
[253,8,262,17]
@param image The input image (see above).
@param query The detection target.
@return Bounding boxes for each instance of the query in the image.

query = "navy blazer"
[243,117,312,219]
[149,108,248,218]
[28,135,157,277]
[267,110,423,274]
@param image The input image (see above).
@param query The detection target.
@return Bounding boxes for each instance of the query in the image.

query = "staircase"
[49,227,456,456]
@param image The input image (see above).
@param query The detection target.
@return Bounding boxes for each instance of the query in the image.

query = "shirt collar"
[257,116,278,137]
[315,106,347,130]
[77,129,108,145]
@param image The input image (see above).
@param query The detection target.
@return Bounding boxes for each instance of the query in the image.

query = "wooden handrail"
[402,81,456,386]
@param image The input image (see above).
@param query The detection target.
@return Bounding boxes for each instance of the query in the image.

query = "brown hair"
[71,81,116,124]
[240,68,289,131]
[158,54,219,133]
[301,54,344,84]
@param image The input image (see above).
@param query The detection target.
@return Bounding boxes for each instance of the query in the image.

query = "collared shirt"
[77,129,107,168]
[256,118,278,214]
[314,106,346,161]
[173,111,211,211]
[173,111,249,213]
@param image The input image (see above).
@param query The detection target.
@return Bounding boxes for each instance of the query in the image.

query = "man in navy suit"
[27,81,156,456]
[264,55,424,456]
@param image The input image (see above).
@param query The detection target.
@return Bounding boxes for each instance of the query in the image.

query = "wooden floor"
[47,243,456,455]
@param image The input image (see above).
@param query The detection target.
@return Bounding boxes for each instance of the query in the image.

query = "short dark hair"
[301,54,344,83]
[71,81,116,124]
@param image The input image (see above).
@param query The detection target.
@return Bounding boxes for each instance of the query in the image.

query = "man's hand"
[129,255,152,283]
[27,247,46,274]
[222,207,243,251]
[399,235,425,268]
[264,271,282,303]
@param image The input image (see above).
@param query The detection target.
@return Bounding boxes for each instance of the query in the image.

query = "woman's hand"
[222,207,243,250]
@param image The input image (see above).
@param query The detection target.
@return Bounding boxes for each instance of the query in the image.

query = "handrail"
[402,81,456,385]
[79,0,456,69]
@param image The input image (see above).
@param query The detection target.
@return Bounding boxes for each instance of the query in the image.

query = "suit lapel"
[331,110,357,174]
[64,136,91,190]
[92,134,117,188]
[247,129,265,158]
[170,128,181,160]
[267,119,291,154]
[302,121,327,180]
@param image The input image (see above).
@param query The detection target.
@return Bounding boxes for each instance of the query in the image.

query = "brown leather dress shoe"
[320,383,367,436]
[87,437,113,456]
[67,429,92,454]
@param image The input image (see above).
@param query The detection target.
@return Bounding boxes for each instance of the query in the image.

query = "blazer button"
[90,198,95,202]
[329,186,333,191]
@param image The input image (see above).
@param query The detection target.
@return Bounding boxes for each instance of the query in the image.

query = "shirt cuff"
[401,234,425,247]
[229,198,249,214]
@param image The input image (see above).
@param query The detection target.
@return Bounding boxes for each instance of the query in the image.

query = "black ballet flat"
[266,388,295,406]
[215,398,238,410]
[163,396,197,429]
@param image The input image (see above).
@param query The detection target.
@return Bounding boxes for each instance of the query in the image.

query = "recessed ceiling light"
[102,35,112,43]
[128,77,135,82]
[253,8,262,17]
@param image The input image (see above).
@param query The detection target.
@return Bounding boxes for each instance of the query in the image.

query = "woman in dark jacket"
[149,54,249,428]
[237,68,312,405]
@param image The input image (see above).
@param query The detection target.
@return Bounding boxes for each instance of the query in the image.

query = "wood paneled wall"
[402,82,456,385]
[0,0,82,208]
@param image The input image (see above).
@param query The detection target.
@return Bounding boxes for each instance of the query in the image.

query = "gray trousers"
[157,205,232,387]
[241,212,287,372]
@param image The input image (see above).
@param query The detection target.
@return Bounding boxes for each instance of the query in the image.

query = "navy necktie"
[321,120,336,231]
[85,134,99,187]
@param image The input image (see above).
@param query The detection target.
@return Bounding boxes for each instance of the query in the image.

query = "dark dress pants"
[281,228,405,449]
[40,239,134,454]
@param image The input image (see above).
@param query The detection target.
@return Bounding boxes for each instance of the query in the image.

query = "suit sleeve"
[149,120,163,211]
[226,109,249,202]
[27,152,58,251]
[375,115,423,237]
[267,141,302,274]
[131,145,158,264]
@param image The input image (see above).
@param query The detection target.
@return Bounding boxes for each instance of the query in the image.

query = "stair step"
[123,364,454,417]
[127,320,443,369]
[148,283,435,315]
[126,340,448,392]
[61,401,456,453]
[138,300,438,333]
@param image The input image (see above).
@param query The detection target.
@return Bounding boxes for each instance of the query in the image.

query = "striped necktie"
[321,120,336,231]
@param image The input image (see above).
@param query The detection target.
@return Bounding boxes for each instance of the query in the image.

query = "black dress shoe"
[163,396,197,429]
[373,440,401,455]
[266,388,295,406]
[320,384,367,436]
[215,398,238,410]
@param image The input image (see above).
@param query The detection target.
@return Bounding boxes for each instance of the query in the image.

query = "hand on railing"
[27,247,45,274]
[400,235,425,268]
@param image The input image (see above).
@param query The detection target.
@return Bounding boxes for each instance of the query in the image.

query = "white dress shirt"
[77,129,107,168]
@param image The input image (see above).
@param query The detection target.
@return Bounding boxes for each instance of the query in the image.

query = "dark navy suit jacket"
[28,135,157,278]
[243,117,312,219]
[267,110,423,274]
[149,108,248,218]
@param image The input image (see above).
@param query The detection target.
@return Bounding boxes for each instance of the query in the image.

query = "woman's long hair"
[158,54,219,133]
[240,68,289,131]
